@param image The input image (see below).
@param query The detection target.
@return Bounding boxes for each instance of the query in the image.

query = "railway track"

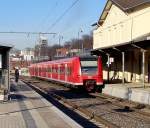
[90,93,150,118]
[20,77,118,128]
[21,76,150,128]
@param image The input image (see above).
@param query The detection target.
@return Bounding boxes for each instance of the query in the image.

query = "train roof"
[29,55,98,67]
[50,55,97,63]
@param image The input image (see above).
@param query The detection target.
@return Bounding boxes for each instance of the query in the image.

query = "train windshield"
[80,57,98,75]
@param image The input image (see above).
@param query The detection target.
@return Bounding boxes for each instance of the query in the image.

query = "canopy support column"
[107,54,110,83]
[122,52,125,84]
[142,50,146,88]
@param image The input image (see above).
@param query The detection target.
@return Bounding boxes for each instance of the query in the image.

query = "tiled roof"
[111,0,150,11]
[97,0,150,26]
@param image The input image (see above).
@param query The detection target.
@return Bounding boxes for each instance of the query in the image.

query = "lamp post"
[78,29,83,54]
[58,35,63,48]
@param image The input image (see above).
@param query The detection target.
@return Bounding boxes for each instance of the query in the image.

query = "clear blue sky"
[0,0,107,49]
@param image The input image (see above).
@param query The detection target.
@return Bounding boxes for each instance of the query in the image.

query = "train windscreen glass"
[80,57,98,75]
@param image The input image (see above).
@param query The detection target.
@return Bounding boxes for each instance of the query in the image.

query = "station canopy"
[91,33,150,56]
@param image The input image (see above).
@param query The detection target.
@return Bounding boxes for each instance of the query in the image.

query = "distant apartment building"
[20,48,34,61]
[55,48,68,57]
[10,47,34,69]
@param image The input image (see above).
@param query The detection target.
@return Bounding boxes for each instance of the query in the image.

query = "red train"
[29,56,103,92]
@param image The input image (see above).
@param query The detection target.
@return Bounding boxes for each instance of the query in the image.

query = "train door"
[67,63,72,82]
[41,65,44,77]
[37,65,39,77]
[50,65,52,79]
[58,64,60,80]
[47,64,51,78]
[43,64,46,77]
[52,64,54,79]
[39,65,42,77]
[53,64,57,79]
[55,64,58,80]
[35,66,37,76]
[46,64,48,78]
[33,66,35,76]
[65,64,68,82]
[60,64,65,81]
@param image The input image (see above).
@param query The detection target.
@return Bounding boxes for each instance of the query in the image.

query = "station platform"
[102,83,150,105]
[0,80,84,128]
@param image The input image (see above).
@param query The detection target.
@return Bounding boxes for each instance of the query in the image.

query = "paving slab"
[0,80,83,128]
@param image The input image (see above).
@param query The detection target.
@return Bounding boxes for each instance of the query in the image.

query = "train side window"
[54,68,56,73]
[55,67,58,73]
[35,67,38,73]
[59,65,61,74]
[52,67,56,73]
[60,67,62,74]
[52,67,54,73]
[49,67,51,73]
[70,66,72,75]
[45,67,47,72]
[54,67,56,73]
[58,66,60,74]
[61,66,64,74]
[36,67,39,72]
[63,67,65,74]
[60,65,65,74]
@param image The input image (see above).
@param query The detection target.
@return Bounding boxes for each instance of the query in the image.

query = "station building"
[92,0,150,84]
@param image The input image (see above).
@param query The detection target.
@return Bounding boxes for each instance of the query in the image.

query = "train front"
[78,56,103,92]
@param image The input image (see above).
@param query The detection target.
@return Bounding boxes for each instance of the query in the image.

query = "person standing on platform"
[15,67,19,83]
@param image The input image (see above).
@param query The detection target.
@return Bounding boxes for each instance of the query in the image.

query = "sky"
[0,0,107,49]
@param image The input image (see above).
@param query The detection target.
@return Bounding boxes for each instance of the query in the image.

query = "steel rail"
[90,93,150,119]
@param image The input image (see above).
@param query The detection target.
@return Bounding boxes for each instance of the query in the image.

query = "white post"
[122,52,125,84]
[142,50,145,88]
[107,54,110,83]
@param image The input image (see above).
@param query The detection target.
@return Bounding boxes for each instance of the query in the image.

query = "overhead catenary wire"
[37,0,59,32]
[0,31,56,35]
[46,0,80,32]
